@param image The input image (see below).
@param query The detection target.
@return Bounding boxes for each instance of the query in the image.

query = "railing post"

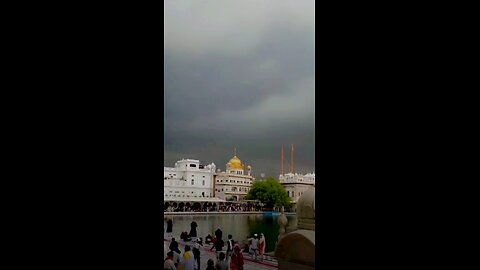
[277,209,288,242]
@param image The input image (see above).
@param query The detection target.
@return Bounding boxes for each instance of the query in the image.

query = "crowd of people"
[164,218,267,270]
[164,202,262,213]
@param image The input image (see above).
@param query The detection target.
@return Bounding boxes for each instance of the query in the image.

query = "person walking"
[170,238,181,255]
[189,220,198,242]
[250,234,259,260]
[192,239,201,270]
[215,252,229,270]
[258,233,266,260]
[179,245,195,270]
[172,251,180,269]
[166,218,173,238]
[164,251,177,270]
[230,244,244,270]
[213,237,224,261]
[209,236,217,251]
[226,234,234,263]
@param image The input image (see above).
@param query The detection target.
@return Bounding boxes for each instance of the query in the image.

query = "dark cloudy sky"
[164,0,315,178]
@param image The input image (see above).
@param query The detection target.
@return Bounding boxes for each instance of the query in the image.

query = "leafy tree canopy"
[245,177,290,208]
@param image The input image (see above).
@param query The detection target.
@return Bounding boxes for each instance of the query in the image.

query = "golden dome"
[228,156,244,169]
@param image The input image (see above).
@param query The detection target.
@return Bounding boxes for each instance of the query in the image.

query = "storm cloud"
[164,0,315,177]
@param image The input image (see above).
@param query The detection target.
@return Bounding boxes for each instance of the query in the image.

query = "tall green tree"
[246,177,290,208]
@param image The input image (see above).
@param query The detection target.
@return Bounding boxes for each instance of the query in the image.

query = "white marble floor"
[164,239,278,270]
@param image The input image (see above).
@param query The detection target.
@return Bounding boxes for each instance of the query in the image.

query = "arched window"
[191,179,194,185]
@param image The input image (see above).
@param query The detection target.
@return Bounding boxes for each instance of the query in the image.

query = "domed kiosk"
[296,186,315,231]
[275,187,315,270]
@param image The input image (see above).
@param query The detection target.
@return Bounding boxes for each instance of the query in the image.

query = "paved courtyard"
[164,239,277,270]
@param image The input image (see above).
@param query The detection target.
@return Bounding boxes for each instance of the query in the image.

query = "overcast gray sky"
[164,0,315,178]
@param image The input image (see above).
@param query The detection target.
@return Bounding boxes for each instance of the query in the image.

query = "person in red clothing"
[258,233,266,260]
[209,236,217,251]
[230,244,244,270]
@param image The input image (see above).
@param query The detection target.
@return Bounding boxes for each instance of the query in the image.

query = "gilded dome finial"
[227,154,243,169]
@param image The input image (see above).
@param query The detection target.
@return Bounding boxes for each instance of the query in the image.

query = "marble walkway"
[164,238,278,270]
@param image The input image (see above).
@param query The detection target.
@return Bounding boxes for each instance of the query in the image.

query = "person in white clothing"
[226,234,234,263]
[250,234,259,260]
[164,251,177,270]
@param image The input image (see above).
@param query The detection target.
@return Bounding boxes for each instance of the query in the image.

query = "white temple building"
[279,172,315,202]
[214,154,255,201]
[278,144,315,203]
[163,158,219,201]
